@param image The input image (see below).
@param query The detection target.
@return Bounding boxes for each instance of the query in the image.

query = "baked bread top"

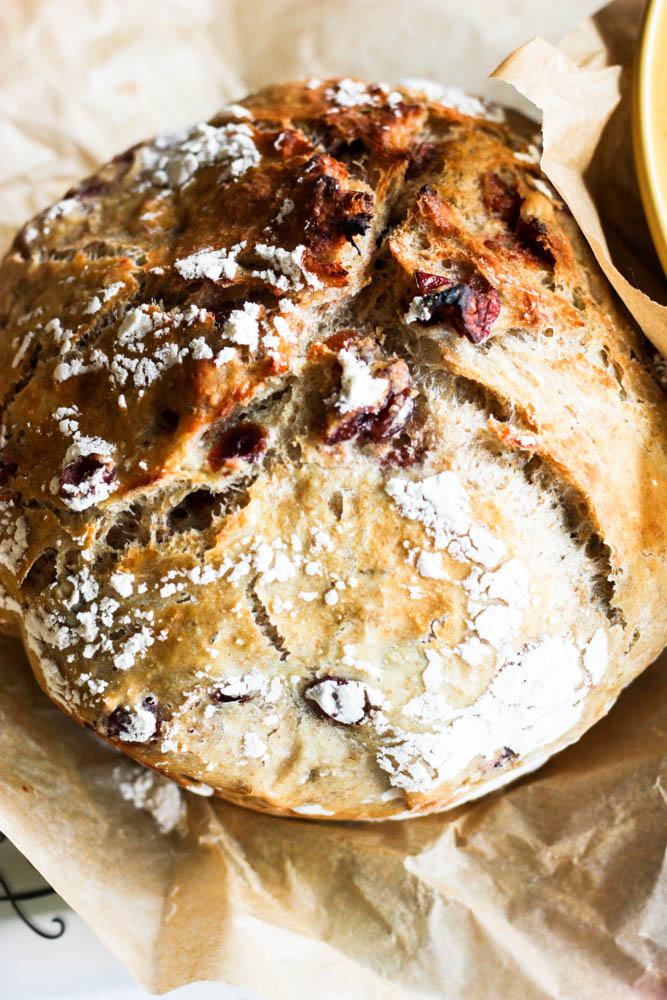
[1,78,666,819]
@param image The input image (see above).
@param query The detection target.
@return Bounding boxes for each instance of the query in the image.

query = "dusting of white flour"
[115,765,187,835]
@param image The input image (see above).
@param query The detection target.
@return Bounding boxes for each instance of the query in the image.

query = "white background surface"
[2,0,601,997]
[1,835,261,1000]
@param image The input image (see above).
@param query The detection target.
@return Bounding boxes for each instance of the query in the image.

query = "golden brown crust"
[1,78,666,820]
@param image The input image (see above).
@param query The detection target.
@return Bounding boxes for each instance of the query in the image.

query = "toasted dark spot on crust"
[339,212,373,252]
[271,128,313,159]
[515,216,556,268]
[302,169,375,264]
[312,127,368,165]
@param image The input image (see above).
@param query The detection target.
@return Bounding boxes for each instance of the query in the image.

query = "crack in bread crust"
[379,322,624,625]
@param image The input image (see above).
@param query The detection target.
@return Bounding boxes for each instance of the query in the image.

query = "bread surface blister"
[1,77,666,820]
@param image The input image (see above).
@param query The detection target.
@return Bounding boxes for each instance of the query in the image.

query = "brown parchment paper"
[0,1,665,997]
[493,0,667,355]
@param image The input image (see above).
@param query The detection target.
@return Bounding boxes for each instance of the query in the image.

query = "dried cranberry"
[106,705,132,739]
[414,269,449,294]
[480,171,521,226]
[381,435,428,468]
[208,421,268,471]
[494,746,518,768]
[210,687,253,705]
[64,177,108,200]
[367,390,415,441]
[106,696,161,743]
[456,274,502,343]
[304,676,371,725]
[59,455,116,491]
[324,357,415,444]
[406,142,438,180]
[480,172,555,268]
[325,411,371,446]
[413,273,501,344]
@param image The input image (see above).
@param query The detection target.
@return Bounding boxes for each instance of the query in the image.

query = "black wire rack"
[0,833,65,938]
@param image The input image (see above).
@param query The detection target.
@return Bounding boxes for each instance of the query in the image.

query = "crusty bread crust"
[1,78,666,820]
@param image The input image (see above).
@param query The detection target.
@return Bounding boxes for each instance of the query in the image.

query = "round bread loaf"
[0,78,666,820]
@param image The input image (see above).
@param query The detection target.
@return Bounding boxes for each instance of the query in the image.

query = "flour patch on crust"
[175,243,246,281]
[376,635,586,792]
[140,122,260,189]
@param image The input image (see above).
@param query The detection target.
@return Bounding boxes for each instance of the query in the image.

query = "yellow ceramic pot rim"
[633,0,667,280]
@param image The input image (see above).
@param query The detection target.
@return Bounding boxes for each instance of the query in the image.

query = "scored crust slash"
[0,77,665,820]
